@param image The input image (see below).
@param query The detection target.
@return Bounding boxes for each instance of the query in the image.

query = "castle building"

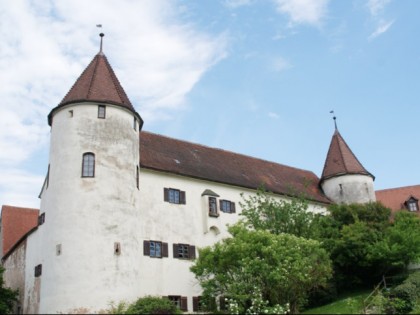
[3,36,414,314]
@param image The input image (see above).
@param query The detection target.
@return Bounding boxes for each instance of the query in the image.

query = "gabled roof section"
[48,52,141,126]
[140,131,331,204]
[321,130,374,183]
[376,185,420,215]
[1,205,39,256]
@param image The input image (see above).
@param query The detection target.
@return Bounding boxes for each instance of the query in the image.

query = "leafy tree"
[0,267,18,314]
[239,188,321,239]
[124,296,181,314]
[190,224,332,314]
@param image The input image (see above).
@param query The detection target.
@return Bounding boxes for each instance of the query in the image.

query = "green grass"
[302,290,371,314]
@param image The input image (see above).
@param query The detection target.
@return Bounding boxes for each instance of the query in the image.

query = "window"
[133,117,137,131]
[82,153,95,177]
[164,188,186,204]
[220,200,236,213]
[173,243,196,260]
[406,197,419,212]
[114,242,121,255]
[34,264,42,277]
[168,296,188,312]
[56,244,62,256]
[98,105,106,118]
[143,240,168,258]
[136,165,139,189]
[38,213,45,226]
[209,197,218,217]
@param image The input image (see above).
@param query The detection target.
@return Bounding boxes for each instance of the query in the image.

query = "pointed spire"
[320,130,374,183]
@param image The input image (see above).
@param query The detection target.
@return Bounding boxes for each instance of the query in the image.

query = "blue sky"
[1,0,419,208]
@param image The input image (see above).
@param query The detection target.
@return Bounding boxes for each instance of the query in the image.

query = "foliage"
[123,296,181,314]
[0,267,18,314]
[107,300,129,314]
[239,188,321,239]
[316,202,401,287]
[190,224,332,314]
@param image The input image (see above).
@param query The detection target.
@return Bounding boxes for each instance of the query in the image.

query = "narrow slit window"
[133,117,137,131]
[136,165,139,189]
[82,153,95,177]
[98,105,106,119]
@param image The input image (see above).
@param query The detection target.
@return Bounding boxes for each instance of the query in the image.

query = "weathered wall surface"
[137,169,327,312]
[36,103,142,314]
[322,174,376,204]
[3,239,27,314]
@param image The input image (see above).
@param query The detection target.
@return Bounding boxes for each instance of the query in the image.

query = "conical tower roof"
[48,37,141,126]
[320,129,374,183]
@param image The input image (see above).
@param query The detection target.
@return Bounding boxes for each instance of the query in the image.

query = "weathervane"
[330,110,338,130]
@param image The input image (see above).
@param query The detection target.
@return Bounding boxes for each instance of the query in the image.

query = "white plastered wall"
[33,103,142,314]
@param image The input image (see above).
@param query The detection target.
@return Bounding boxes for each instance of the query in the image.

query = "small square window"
[98,105,106,119]
[164,188,186,204]
[173,243,195,260]
[38,213,45,226]
[220,200,236,213]
[34,264,42,277]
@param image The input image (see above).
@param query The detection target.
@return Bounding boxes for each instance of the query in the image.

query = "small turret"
[320,127,375,204]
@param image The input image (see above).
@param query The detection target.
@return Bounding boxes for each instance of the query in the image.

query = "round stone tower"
[38,34,143,313]
[320,128,375,204]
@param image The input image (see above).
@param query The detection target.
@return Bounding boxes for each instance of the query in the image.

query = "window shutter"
[219,200,223,212]
[189,245,196,259]
[162,242,168,257]
[219,296,226,311]
[164,188,169,202]
[231,202,236,213]
[143,241,150,256]
[193,297,199,312]
[173,243,178,258]
[180,297,188,312]
[180,191,186,204]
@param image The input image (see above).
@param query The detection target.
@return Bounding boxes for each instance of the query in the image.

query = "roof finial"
[330,110,338,130]
[99,33,105,55]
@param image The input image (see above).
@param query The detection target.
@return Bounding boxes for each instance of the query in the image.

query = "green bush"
[125,296,181,314]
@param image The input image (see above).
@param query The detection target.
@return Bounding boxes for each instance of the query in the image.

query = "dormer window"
[406,197,419,212]
[98,105,106,119]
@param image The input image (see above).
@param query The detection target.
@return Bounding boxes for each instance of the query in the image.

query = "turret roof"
[48,51,141,125]
[321,130,374,183]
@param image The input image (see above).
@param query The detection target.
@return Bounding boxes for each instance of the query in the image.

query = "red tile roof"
[140,131,331,204]
[48,52,142,126]
[376,185,420,218]
[321,130,374,183]
[1,205,39,256]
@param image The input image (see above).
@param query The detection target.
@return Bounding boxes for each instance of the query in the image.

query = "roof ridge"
[141,131,316,176]
[86,54,101,99]
[376,184,420,193]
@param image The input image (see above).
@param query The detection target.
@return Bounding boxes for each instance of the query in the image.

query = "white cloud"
[272,0,330,27]
[268,112,280,119]
[368,19,394,40]
[0,0,227,206]
[367,0,391,16]
[272,56,292,72]
[224,0,254,8]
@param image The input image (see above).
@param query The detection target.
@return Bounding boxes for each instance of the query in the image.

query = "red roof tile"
[140,131,331,204]
[376,185,420,218]
[321,130,374,183]
[48,53,141,126]
[1,205,39,256]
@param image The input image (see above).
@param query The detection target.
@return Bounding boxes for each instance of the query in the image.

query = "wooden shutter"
[173,243,178,258]
[219,296,226,311]
[164,188,169,202]
[219,200,223,212]
[162,242,168,257]
[193,297,199,312]
[180,191,186,204]
[189,245,196,259]
[143,240,150,256]
[180,296,188,312]
[231,202,236,213]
